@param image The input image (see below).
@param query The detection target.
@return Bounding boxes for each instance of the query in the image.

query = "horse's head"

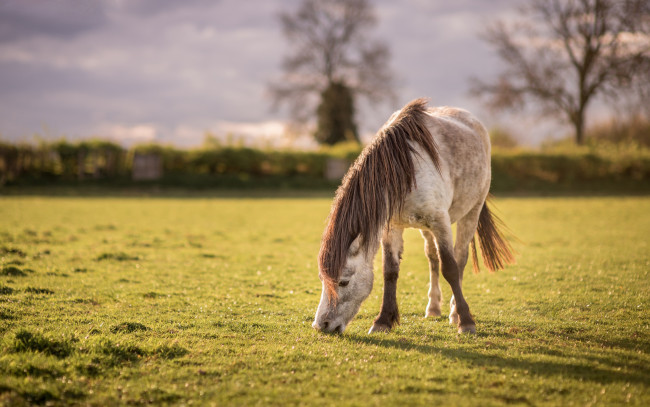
[312,237,375,333]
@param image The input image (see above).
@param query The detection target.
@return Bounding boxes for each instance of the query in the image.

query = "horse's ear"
[348,235,361,256]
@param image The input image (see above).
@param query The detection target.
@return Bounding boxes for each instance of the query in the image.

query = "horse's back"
[402,106,491,226]
[426,106,490,155]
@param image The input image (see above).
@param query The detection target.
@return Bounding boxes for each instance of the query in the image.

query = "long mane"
[318,98,441,298]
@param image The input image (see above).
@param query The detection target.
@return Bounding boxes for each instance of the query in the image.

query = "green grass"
[0,193,648,406]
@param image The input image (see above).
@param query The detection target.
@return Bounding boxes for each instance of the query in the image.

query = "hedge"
[1,140,649,192]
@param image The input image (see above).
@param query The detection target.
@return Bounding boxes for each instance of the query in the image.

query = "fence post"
[132,152,163,181]
[77,150,85,180]
[325,158,350,181]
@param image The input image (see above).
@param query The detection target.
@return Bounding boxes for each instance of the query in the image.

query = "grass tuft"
[97,340,147,366]
[7,363,64,378]
[110,322,149,333]
[139,388,183,404]
[0,246,27,257]
[72,298,99,305]
[25,287,54,295]
[76,359,103,377]
[12,330,73,359]
[0,308,18,320]
[23,388,58,405]
[154,344,189,359]
[95,252,140,261]
[1,266,27,276]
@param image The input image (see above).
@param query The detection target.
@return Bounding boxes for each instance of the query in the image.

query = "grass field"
[0,193,648,406]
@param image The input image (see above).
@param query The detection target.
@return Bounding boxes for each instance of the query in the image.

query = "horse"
[312,98,515,334]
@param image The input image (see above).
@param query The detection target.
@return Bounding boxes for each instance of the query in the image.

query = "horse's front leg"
[369,227,404,333]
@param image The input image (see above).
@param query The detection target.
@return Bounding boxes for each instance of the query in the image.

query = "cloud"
[215,120,285,138]
[0,0,107,42]
[100,124,157,145]
[211,120,318,149]
[0,0,554,146]
[0,0,287,136]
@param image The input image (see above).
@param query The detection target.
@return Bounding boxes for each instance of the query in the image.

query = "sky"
[0,0,560,148]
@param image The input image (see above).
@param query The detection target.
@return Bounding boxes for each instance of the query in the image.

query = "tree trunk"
[315,81,360,145]
[574,116,585,145]
[573,101,589,145]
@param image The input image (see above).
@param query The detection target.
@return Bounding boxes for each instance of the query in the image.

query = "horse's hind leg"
[449,204,482,326]
[426,213,476,333]
[421,230,442,318]
[369,227,404,333]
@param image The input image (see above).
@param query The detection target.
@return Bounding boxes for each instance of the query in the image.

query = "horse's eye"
[338,280,349,287]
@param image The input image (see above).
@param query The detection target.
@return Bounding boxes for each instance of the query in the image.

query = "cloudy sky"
[0,0,554,148]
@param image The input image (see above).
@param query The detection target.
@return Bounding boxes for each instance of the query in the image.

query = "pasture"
[0,193,648,406]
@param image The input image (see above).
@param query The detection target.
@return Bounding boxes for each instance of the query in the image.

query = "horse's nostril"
[322,321,329,330]
[333,325,342,333]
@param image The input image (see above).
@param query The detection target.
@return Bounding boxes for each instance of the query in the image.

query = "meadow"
[0,193,648,406]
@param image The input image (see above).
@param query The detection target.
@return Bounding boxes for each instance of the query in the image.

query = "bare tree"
[269,0,395,145]
[471,0,650,144]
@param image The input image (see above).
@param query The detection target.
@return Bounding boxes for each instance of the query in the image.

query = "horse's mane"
[318,98,441,298]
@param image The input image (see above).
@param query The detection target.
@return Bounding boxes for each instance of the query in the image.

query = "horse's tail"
[470,197,516,273]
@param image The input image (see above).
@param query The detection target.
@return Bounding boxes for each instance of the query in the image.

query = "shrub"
[489,127,519,149]
[587,116,650,147]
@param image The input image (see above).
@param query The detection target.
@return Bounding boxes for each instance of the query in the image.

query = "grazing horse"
[312,98,515,334]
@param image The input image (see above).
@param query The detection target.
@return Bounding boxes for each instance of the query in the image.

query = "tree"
[269,0,395,145]
[471,0,650,145]
[316,81,359,144]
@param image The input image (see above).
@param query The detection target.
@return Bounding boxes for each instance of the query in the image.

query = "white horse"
[313,98,514,334]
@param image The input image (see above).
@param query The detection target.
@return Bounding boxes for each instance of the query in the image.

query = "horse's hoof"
[425,308,441,318]
[368,323,391,334]
[458,324,476,334]
[449,313,459,326]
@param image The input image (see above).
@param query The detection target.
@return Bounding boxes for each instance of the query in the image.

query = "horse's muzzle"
[312,319,343,333]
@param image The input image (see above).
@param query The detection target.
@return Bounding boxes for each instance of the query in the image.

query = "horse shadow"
[342,322,649,386]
